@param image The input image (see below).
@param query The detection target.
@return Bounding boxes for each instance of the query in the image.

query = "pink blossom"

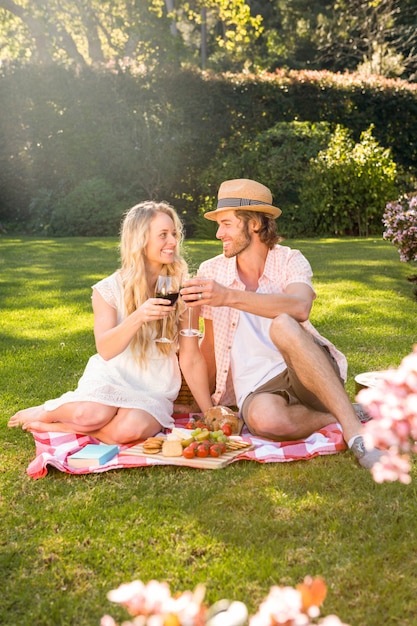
[105,580,206,626]
[371,450,412,484]
[357,345,417,482]
[165,589,206,626]
[100,616,118,626]
[147,615,165,626]
[102,578,351,626]
[107,580,172,616]
[249,586,308,626]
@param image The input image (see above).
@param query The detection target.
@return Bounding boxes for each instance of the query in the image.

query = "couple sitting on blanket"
[8,178,381,470]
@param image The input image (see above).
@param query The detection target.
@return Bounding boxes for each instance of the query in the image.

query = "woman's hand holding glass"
[154,274,180,343]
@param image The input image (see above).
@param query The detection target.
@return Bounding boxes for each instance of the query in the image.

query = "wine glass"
[180,274,201,337]
[154,275,180,343]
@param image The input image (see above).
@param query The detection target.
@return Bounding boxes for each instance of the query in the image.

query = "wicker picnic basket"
[175,373,195,406]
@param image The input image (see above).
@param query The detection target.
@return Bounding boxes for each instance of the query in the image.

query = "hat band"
[217,197,270,209]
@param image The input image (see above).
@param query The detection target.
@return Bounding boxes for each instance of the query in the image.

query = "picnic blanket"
[26,414,346,479]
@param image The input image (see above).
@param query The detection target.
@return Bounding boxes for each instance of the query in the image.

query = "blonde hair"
[120,201,188,366]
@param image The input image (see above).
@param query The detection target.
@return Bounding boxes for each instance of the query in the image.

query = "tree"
[248,0,330,71]
[1,0,416,77]
[0,0,182,68]
[0,0,263,71]
[314,0,417,79]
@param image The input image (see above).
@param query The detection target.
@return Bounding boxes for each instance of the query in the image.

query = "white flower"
[250,586,308,626]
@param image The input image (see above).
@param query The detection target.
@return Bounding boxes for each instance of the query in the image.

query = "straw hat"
[204,178,281,221]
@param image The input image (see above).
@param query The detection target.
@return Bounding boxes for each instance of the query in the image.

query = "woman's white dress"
[43,272,181,429]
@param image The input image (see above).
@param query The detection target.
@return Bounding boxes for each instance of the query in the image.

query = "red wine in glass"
[155,275,179,343]
[155,292,179,305]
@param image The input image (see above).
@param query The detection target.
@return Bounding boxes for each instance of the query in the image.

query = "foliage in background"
[0,65,232,234]
[299,125,398,236]
[0,0,265,72]
[1,0,417,79]
[49,177,126,236]
[0,0,185,68]
[312,0,417,79]
[198,120,332,238]
[1,66,417,236]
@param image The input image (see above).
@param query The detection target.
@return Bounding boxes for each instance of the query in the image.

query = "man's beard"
[223,231,251,258]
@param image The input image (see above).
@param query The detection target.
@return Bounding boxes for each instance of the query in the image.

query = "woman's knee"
[72,403,114,428]
[108,410,159,445]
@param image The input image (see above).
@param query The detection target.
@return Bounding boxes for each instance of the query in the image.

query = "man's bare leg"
[245,393,338,441]
[270,314,362,443]
[269,314,383,469]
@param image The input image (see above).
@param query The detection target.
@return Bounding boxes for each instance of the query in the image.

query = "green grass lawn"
[1,235,417,626]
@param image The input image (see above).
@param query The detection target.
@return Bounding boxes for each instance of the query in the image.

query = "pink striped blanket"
[26,414,346,479]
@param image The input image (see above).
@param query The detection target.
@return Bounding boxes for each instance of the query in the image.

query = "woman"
[8,201,213,444]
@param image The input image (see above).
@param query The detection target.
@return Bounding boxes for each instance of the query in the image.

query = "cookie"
[143,436,164,454]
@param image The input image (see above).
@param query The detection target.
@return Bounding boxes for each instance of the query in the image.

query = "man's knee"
[270,313,303,349]
[245,395,296,440]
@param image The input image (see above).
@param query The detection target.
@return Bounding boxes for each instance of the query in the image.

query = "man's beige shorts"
[241,337,343,421]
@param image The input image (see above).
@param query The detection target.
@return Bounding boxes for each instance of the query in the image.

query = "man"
[183,178,381,469]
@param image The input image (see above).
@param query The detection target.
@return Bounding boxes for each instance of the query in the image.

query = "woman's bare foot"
[8,405,46,428]
[23,420,77,434]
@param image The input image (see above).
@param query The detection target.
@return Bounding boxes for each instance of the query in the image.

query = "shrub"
[26,188,65,234]
[192,195,219,240]
[2,66,417,234]
[49,177,125,236]
[299,125,398,236]
[382,192,417,263]
[196,120,332,238]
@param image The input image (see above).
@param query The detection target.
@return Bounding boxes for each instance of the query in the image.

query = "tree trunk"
[201,6,207,70]
[0,0,88,66]
[165,0,177,37]
[0,0,52,63]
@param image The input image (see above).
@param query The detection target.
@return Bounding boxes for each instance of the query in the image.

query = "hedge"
[0,64,416,235]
